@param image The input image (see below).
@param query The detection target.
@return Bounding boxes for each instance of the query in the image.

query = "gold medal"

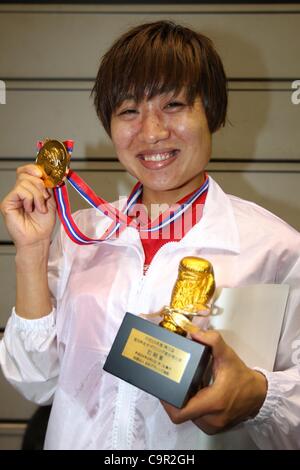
[36,139,70,188]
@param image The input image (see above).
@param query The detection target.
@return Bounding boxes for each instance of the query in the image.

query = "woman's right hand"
[0,164,57,249]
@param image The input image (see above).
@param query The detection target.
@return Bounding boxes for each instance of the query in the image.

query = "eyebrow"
[119,94,136,103]
[115,89,187,111]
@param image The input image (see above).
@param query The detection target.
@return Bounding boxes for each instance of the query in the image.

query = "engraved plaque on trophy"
[103,257,215,408]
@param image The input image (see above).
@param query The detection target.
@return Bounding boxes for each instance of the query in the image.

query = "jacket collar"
[102,176,240,255]
[176,176,240,254]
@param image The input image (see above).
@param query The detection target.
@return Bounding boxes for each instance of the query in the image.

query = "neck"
[141,172,206,220]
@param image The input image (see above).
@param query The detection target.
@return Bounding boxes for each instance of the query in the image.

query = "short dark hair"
[92,20,227,135]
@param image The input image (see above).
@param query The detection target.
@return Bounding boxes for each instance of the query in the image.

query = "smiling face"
[110,89,212,204]
[93,22,227,203]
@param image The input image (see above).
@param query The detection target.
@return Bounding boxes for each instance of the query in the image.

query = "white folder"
[210,284,290,370]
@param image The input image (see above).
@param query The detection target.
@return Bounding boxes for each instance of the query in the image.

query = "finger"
[191,330,227,359]
[162,399,225,435]
[19,180,49,214]
[17,173,49,199]
[17,180,48,214]
[45,190,57,210]
[161,384,220,425]
[1,187,34,214]
[14,186,35,213]
[0,192,22,215]
[16,164,44,179]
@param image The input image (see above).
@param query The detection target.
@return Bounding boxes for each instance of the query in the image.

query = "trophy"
[104,257,215,408]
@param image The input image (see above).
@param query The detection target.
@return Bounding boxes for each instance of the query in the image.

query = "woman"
[1,21,300,450]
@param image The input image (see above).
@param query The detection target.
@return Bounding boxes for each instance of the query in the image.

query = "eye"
[165,101,186,110]
[118,108,138,117]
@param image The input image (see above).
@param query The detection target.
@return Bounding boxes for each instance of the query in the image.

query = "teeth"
[143,151,175,162]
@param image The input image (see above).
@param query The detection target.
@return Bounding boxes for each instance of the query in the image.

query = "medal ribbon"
[54,171,141,244]
[39,141,209,245]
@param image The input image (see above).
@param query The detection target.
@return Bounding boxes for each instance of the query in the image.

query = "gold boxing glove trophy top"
[159,256,215,336]
[104,257,215,408]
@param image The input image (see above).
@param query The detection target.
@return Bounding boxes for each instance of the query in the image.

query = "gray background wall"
[0,2,299,449]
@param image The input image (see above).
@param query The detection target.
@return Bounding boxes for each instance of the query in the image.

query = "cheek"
[111,122,138,151]
[174,121,201,144]
[171,114,201,139]
[174,118,212,166]
[111,131,126,151]
[184,119,211,147]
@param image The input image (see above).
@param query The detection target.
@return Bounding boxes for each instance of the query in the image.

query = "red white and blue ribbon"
[54,169,141,244]
[38,140,209,245]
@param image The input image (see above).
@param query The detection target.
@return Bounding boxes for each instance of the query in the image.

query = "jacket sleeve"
[245,246,300,449]
[0,226,66,405]
[0,308,59,405]
[245,366,300,449]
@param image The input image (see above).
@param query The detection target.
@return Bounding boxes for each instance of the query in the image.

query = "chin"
[143,180,177,192]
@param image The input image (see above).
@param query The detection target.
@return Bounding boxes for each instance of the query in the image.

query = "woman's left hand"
[161,330,268,435]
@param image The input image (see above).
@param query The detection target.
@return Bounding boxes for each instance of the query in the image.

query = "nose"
[138,112,170,144]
